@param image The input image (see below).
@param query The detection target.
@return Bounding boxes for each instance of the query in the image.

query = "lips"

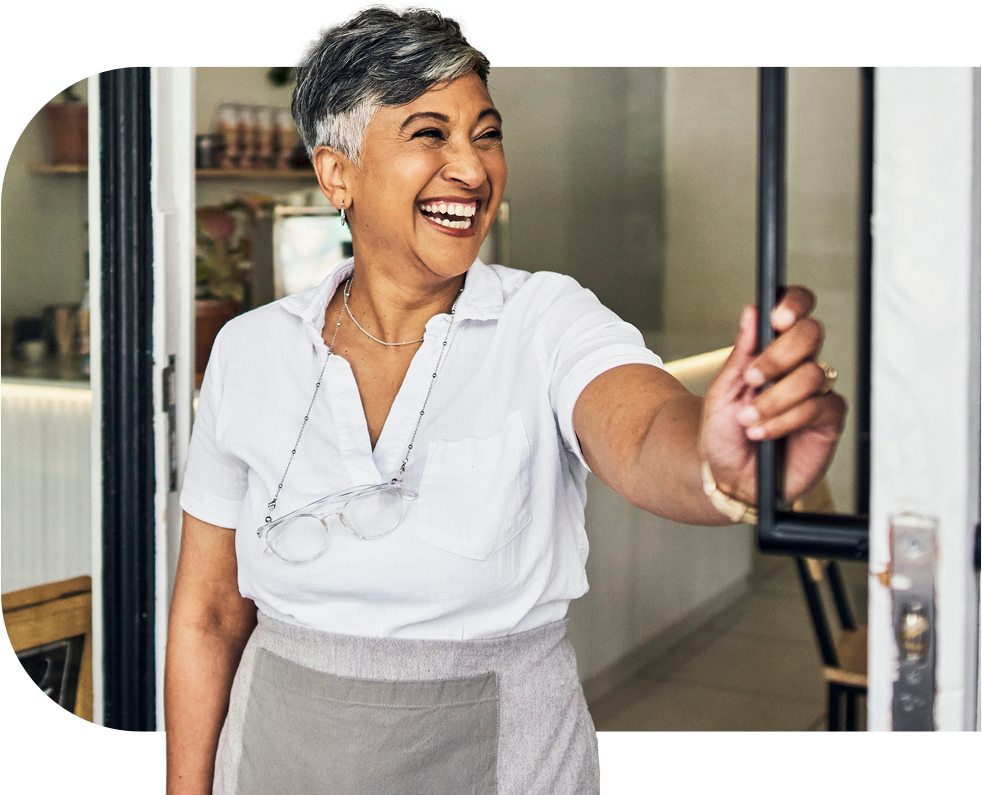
[419,199,480,232]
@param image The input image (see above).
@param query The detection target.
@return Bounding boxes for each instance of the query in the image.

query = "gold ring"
[817,361,837,394]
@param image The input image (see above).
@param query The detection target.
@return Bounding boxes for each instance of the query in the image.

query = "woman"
[166,8,845,794]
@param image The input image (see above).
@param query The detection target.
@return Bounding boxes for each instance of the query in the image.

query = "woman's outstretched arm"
[573,287,846,525]
[165,512,257,795]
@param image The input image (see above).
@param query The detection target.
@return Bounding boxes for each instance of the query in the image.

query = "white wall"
[1,80,90,320]
[786,68,861,514]
[485,68,666,331]
[664,68,757,342]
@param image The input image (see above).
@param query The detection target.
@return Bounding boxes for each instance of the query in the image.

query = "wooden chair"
[795,557,868,730]
[792,479,867,731]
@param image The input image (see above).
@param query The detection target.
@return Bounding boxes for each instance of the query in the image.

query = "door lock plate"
[890,513,937,730]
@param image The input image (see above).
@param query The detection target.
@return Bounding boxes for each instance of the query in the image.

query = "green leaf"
[266,67,295,87]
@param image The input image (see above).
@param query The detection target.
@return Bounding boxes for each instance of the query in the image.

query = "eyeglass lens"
[339,488,404,540]
[267,514,329,562]
[267,486,407,561]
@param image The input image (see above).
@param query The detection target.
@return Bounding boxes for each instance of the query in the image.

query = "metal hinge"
[162,355,177,492]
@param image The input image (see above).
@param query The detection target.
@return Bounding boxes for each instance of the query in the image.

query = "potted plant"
[266,67,296,87]
[46,82,87,166]
[194,201,253,384]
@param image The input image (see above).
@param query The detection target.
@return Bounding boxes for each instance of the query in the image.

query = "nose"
[440,140,487,188]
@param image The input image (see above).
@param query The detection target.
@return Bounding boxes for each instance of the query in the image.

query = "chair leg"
[827,684,842,731]
[845,690,858,731]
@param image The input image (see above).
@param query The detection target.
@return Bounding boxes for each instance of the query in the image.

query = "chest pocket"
[415,411,532,560]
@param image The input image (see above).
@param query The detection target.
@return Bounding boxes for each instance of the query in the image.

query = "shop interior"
[1,67,868,730]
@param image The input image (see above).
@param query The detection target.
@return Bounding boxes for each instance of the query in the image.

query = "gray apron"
[213,613,600,795]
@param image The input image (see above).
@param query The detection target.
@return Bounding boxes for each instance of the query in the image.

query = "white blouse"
[180,259,663,640]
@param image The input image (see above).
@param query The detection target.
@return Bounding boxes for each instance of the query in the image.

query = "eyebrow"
[399,108,503,131]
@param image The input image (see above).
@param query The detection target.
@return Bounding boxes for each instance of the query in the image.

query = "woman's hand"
[573,285,845,524]
[699,286,847,506]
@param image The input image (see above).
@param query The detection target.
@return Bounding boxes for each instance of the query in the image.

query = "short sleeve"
[179,324,249,528]
[532,275,664,471]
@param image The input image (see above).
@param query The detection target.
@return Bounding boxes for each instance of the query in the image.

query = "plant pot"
[46,103,88,165]
[195,299,239,386]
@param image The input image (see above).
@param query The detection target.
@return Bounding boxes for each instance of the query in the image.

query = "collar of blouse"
[281,258,505,350]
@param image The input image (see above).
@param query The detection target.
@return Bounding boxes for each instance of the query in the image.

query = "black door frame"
[99,66,156,731]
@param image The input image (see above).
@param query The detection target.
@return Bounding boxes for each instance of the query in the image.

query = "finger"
[745,392,846,441]
[744,317,824,388]
[737,360,827,427]
[771,286,816,332]
[706,306,758,401]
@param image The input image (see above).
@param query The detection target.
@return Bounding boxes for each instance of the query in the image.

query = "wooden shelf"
[29,162,88,174]
[195,168,316,179]
[29,163,316,180]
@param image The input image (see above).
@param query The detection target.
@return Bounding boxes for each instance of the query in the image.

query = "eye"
[474,128,503,148]
[412,128,445,140]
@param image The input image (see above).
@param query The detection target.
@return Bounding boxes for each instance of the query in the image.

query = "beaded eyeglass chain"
[264,277,464,525]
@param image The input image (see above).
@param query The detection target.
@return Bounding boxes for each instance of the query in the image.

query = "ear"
[312,145,352,210]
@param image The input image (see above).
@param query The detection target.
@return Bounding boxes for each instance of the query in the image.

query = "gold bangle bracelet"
[701,461,758,525]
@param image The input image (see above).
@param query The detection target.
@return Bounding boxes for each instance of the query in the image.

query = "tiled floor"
[588,552,868,731]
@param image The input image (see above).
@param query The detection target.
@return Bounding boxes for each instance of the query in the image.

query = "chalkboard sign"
[0,577,92,732]
[0,635,85,732]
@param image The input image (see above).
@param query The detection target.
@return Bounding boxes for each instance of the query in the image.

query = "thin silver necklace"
[265,280,464,524]
[343,278,424,346]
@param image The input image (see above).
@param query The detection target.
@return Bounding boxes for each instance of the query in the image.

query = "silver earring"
[339,204,348,228]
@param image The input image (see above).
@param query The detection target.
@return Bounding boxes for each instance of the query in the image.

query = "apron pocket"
[237,649,499,795]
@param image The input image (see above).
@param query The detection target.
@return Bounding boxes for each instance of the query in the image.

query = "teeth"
[421,202,477,218]
[435,217,473,229]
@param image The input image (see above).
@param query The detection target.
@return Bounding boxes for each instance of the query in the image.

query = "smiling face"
[313,71,507,286]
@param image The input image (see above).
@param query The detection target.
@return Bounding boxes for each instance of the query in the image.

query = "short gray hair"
[291,6,491,163]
